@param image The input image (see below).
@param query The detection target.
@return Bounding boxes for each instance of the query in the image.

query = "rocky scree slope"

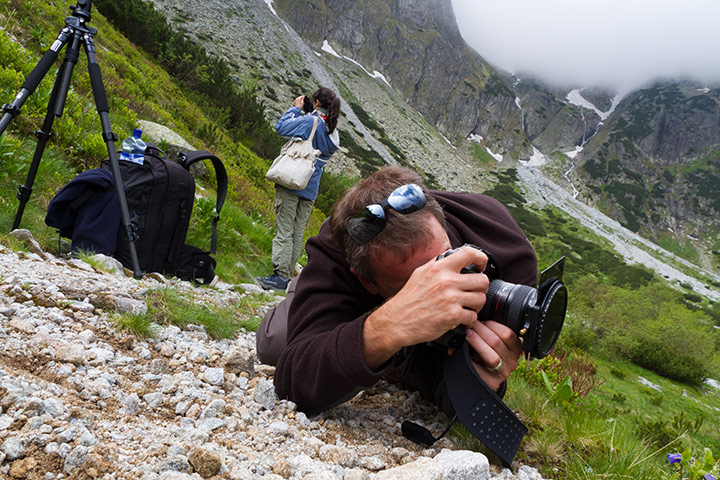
[0,234,550,480]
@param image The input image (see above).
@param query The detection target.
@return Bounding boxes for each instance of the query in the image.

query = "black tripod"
[0,0,141,278]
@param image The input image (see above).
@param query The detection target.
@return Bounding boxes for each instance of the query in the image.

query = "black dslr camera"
[435,244,568,359]
[301,94,314,114]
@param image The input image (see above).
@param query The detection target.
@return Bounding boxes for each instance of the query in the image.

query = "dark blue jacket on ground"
[275,106,340,201]
[45,168,121,255]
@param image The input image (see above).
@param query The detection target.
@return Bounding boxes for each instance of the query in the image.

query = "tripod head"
[69,0,92,23]
[66,0,97,36]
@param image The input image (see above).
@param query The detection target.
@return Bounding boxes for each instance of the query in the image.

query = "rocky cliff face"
[571,81,720,250]
[146,0,492,191]
[514,78,601,154]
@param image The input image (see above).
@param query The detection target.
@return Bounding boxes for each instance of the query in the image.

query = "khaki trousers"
[271,186,314,278]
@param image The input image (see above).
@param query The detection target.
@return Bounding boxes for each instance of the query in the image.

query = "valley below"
[517,164,720,303]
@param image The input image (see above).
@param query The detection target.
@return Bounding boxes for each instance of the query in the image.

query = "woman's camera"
[435,244,568,359]
[301,94,314,114]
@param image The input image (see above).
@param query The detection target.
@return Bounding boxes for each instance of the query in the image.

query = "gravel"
[0,238,550,479]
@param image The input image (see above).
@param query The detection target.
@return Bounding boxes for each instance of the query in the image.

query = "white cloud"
[450,0,720,89]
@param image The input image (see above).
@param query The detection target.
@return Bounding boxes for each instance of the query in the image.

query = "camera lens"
[481,278,567,359]
[481,280,537,332]
[435,246,568,359]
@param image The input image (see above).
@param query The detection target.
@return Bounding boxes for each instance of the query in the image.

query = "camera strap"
[443,341,528,466]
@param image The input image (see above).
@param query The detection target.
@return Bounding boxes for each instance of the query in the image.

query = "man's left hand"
[464,320,523,390]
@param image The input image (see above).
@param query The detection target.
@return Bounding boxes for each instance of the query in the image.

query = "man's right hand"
[362,245,490,369]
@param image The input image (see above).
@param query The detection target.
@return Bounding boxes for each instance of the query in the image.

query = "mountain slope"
[147,0,495,191]
[273,0,532,159]
[140,0,720,273]
[271,0,720,271]
[570,81,720,268]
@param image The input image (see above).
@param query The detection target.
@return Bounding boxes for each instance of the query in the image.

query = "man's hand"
[464,321,523,390]
[363,245,491,369]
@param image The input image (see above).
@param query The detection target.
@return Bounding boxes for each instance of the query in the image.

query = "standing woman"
[257,87,341,291]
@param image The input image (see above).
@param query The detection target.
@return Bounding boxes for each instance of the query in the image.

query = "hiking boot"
[256,273,290,291]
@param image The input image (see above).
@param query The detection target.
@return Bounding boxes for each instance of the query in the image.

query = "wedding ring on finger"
[491,358,503,372]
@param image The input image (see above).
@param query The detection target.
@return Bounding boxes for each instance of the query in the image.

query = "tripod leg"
[0,28,72,135]
[83,34,142,279]
[11,29,78,230]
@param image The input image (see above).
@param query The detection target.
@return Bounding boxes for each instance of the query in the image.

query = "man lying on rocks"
[259,166,537,418]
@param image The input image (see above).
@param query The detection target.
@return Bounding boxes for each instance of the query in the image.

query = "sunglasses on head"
[346,183,427,244]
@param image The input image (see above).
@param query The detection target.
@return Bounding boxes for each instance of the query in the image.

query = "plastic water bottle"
[120,128,146,165]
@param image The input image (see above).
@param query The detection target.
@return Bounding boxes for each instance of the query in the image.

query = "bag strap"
[145,144,167,159]
[177,150,228,254]
[307,115,319,143]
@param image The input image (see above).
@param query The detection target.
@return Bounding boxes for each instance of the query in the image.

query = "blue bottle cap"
[133,128,142,138]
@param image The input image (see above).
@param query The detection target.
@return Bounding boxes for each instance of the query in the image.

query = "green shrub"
[558,320,596,352]
[572,279,717,384]
[629,338,708,385]
[315,171,356,217]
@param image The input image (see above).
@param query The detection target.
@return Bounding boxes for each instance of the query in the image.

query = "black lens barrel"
[481,278,566,359]
[482,280,537,333]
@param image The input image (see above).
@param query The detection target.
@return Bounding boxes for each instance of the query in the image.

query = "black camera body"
[301,94,314,114]
[434,245,568,359]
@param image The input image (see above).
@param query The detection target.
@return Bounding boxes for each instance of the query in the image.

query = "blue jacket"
[45,168,121,255]
[275,106,339,201]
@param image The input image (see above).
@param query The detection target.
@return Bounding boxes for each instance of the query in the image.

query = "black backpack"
[103,145,228,284]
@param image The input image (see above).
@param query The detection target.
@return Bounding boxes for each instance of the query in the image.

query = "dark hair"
[311,87,341,134]
[329,166,446,282]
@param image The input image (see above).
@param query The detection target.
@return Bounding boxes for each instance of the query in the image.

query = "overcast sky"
[450,0,720,91]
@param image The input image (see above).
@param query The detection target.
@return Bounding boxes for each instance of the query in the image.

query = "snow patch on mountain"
[564,146,583,159]
[469,134,503,161]
[566,89,623,121]
[521,146,549,167]
[321,40,392,87]
[263,0,277,16]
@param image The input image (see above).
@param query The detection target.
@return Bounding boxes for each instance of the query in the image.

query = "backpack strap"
[144,144,167,159]
[177,150,228,254]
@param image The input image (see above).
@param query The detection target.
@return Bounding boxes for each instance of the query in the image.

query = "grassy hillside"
[1,1,719,479]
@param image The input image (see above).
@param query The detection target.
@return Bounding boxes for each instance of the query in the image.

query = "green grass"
[477,170,720,478]
[0,0,330,285]
[468,141,498,167]
[494,347,720,480]
[111,286,269,339]
[653,233,702,269]
[112,311,157,338]
[72,250,120,273]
